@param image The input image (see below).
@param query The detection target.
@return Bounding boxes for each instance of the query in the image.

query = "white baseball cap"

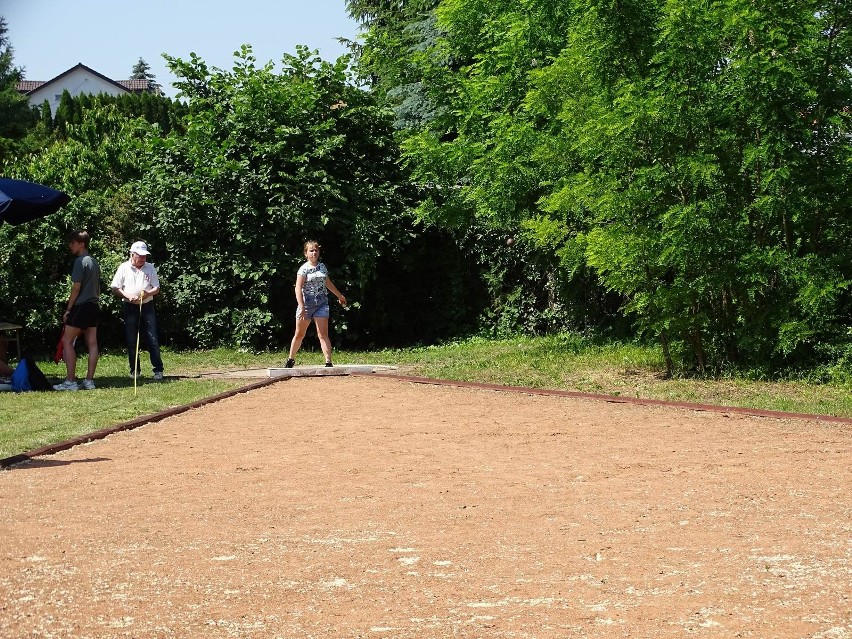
[130,241,150,256]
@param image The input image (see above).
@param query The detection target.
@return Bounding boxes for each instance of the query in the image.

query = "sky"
[2,0,362,97]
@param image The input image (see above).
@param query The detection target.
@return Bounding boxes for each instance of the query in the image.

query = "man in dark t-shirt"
[54,230,101,391]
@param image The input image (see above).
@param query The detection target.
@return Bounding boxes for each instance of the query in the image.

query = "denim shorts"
[299,301,330,320]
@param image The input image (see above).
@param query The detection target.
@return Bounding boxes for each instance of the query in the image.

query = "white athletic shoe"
[152,372,164,381]
[53,379,79,391]
[80,379,96,390]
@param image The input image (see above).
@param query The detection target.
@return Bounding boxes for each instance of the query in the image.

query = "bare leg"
[314,317,332,363]
[288,318,311,360]
[61,326,83,381]
[84,326,99,380]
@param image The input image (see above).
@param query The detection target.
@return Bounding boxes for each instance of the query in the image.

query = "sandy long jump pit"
[1,375,851,638]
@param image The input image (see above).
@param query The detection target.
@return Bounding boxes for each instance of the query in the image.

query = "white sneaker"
[80,379,96,390]
[53,379,79,391]
[152,372,164,381]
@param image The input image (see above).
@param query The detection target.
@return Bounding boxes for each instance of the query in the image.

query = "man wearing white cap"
[110,241,165,380]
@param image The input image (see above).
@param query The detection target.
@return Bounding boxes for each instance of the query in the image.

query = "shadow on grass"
[42,374,206,390]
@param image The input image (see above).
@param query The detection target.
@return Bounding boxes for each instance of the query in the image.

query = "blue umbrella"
[0,178,70,226]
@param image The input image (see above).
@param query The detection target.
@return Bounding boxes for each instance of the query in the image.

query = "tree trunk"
[660,330,673,379]
[692,328,706,375]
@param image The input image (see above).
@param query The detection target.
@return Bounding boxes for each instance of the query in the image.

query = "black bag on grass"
[25,354,53,391]
[10,354,53,392]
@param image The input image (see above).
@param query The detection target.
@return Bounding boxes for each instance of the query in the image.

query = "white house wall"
[27,68,128,115]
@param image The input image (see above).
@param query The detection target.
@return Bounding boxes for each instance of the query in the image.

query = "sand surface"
[1,375,850,638]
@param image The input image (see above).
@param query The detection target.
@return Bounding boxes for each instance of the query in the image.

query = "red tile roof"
[16,80,45,92]
[117,79,155,91]
[15,64,160,95]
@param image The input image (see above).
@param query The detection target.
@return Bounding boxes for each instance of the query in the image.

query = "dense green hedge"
[0,47,491,353]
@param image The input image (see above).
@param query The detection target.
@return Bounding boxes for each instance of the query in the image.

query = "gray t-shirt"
[71,253,101,306]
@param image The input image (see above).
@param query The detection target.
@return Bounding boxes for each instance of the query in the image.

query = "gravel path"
[2,375,850,638]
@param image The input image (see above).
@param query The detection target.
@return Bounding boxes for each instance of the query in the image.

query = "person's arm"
[63,281,82,322]
[294,274,307,320]
[325,278,347,307]
[112,286,147,304]
[64,257,85,320]
[138,281,159,303]
[110,264,131,301]
[142,265,160,301]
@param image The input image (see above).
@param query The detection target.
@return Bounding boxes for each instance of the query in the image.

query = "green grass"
[343,335,852,418]
[0,350,248,460]
[3,335,852,460]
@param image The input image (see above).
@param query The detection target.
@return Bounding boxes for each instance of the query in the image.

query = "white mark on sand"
[323,577,350,589]
[107,617,135,628]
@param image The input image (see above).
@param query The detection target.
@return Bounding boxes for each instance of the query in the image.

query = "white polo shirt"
[111,260,160,304]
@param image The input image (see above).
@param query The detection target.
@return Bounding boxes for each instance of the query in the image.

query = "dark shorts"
[67,301,99,329]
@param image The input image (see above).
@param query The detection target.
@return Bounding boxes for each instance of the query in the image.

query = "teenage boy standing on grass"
[54,230,101,391]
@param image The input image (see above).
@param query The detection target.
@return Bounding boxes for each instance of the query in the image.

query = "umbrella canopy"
[0,178,71,226]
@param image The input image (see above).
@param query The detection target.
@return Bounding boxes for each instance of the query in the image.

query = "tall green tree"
[131,57,153,80]
[0,17,37,168]
[357,0,852,373]
[130,56,160,92]
[355,0,615,335]
[538,0,852,373]
[346,0,444,129]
